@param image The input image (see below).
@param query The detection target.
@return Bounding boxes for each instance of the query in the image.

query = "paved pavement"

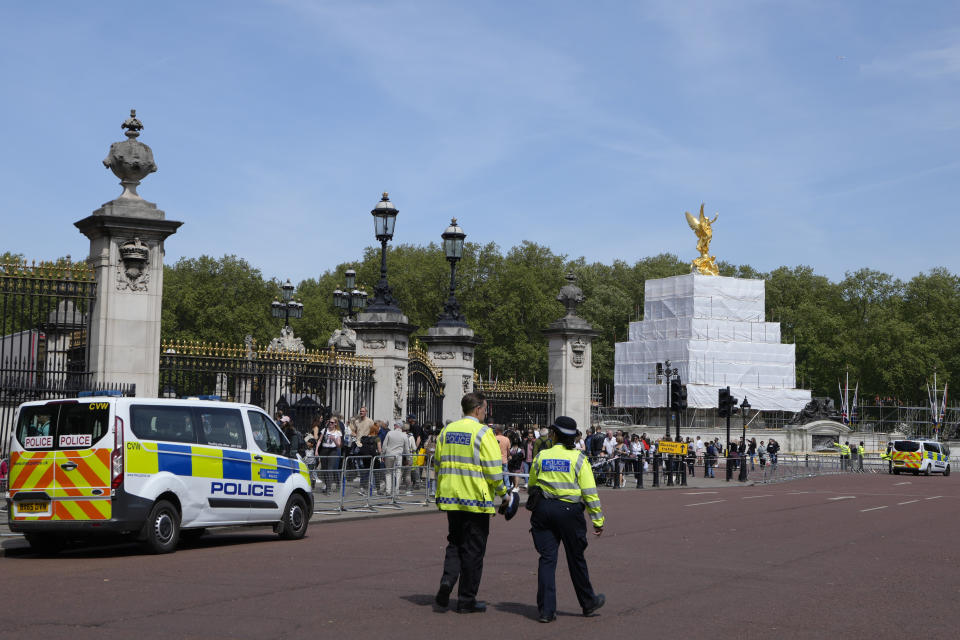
[2,473,956,639]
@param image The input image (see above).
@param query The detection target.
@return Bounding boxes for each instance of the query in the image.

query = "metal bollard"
[637,457,644,488]
[666,455,674,486]
[681,458,687,486]
[726,454,733,482]
[738,454,748,482]
[652,453,660,487]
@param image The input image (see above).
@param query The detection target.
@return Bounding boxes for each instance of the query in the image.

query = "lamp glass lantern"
[442,218,466,260]
[344,269,356,290]
[281,279,295,302]
[371,192,399,240]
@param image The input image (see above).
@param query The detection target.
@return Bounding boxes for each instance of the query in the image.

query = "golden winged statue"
[685,203,719,275]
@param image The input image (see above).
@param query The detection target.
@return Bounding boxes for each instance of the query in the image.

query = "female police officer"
[528,415,605,623]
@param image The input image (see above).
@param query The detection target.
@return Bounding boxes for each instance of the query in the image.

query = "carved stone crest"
[395,340,407,350]
[267,325,305,354]
[462,374,472,394]
[244,334,255,360]
[116,237,150,292]
[571,337,586,368]
[363,339,386,350]
[463,351,473,362]
[394,366,406,420]
[432,351,455,361]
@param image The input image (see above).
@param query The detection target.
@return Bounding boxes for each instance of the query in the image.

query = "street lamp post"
[270,278,303,327]
[739,396,751,481]
[437,218,467,327]
[366,192,401,313]
[333,268,368,319]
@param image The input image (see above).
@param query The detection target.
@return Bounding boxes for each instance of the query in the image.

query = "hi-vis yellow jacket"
[434,417,507,514]
[529,444,605,528]
[833,442,851,456]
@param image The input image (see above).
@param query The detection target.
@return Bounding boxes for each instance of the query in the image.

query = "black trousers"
[530,498,597,618]
[440,510,490,603]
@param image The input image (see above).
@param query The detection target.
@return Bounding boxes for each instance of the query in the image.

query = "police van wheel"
[24,533,65,555]
[945,465,951,477]
[279,494,308,540]
[924,465,931,477]
[144,500,180,554]
[892,469,900,475]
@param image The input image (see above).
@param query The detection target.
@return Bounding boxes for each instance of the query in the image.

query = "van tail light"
[111,415,124,490]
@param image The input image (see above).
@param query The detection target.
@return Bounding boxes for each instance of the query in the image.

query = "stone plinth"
[350,310,416,423]
[543,274,597,431]
[420,325,482,423]
[75,213,181,397]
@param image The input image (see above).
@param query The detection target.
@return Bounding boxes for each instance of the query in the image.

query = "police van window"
[14,402,110,451]
[894,441,920,452]
[197,407,246,449]
[942,444,951,456]
[247,410,287,455]
[923,442,940,454]
[130,405,198,444]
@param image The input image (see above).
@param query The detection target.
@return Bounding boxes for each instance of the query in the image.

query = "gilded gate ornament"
[685,203,719,276]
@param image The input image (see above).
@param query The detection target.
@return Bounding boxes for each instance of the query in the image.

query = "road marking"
[684,500,727,507]
[828,496,856,501]
[788,491,810,494]
[742,494,774,500]
[925,496,942,500]
[860,506,888,512]
[893,482,911,486]
[897,499,919,505]
[683,491,719,495]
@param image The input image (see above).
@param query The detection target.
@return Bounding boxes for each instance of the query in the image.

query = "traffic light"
[718,387,737,417]
[679,384,688,410]
[670,378,682,409]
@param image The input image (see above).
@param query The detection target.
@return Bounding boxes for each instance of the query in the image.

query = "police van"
[890,439,952,476]
[5,395,313,554]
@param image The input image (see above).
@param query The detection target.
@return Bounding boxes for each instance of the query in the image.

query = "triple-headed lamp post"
[437,218,467,327]
[333,268,367,318]
[270,279,303,327]
[739,396,751,481]
[366,192,401,313]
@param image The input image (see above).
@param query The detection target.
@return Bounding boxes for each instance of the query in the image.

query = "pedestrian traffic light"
[679,384,688,411]
[670,378,682,409]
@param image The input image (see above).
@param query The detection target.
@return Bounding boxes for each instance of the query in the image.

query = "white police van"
[6,395,313,554]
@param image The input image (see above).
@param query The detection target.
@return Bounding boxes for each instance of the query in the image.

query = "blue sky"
[2,1,958,285]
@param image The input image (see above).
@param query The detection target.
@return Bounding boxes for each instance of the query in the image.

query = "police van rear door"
[9,399,112,522]
[246,410,288,521]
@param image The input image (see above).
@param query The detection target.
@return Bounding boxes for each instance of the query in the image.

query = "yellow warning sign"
[657,441,688,455]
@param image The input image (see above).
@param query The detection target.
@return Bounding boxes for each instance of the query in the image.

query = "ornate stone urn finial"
[557,272,585,318]
[103,108,157,200]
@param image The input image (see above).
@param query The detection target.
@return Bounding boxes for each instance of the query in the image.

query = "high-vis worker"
[528,416,606,623]
[433,392,509,614]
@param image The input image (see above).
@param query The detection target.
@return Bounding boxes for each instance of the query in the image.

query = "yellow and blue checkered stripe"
[127,442,309,482]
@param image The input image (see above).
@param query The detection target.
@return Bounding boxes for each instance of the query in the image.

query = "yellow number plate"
[17,502,49,514]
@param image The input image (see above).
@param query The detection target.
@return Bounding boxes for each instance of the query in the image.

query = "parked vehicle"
[6,395,313,554]
[891,439,951,476]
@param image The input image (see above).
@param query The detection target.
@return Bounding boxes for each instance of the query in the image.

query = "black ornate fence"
[477,377,555,430]
[1,260,135,457]
[159,340,375,431]
[406,344,444,426]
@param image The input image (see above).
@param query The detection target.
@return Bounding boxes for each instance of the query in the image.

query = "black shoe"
[456,600,487,614]
[435,582,453,607]
[538,614,556,623]
[583,594,606,617]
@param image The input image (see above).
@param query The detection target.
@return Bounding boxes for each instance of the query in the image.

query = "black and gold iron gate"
[159,341,375,430]
[0,259,134,457]
[406,344,444,426]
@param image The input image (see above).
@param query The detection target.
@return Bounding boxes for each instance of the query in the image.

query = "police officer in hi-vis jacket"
[433,391,509,614]
[528,416,606,623]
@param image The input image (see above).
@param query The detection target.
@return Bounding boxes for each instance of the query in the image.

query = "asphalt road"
[1,474,957,639]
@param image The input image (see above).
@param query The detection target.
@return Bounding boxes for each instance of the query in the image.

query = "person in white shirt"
[695,436,704,464]
[382,422,410,495]
[602,431,617,457]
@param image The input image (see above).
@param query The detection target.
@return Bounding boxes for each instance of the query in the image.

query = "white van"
[6,395,313,554]
[891,439,952,476]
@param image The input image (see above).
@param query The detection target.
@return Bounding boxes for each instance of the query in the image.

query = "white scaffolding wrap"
[614,274,810,411]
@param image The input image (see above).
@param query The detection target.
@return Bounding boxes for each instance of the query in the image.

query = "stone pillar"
[74,110,182,397]
[420,326,482,423]
[351,311,416,424]
[542,274,598,431]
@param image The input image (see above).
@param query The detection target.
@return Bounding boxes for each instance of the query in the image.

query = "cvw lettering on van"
[89,402,110,411]
[210,481,275,497]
